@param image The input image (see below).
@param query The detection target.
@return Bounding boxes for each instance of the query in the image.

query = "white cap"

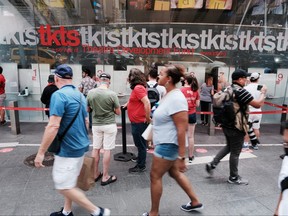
[250,72,260,81]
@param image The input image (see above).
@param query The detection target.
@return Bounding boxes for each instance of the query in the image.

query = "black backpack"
[147,83,160,107]
[212,86,241,128]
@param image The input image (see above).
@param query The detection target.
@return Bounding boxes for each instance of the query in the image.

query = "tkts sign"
[2,24,288,52]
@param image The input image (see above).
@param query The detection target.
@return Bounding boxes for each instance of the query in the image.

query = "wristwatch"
[177,156,185,161]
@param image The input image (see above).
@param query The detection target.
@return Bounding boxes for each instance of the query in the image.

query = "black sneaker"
[131,156,138,163]
[50,208,74,216]
[205,163,215,175]
[129,165,146,173]
[1,120,6,126]
[227,176,249,185]
[188,156,194,163]
[181,202,204,212]
[93,207,110,216]
[249,144,259,150]
[280,154,286,159]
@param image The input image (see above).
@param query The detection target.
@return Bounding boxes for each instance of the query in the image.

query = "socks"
[91,207,100,216]
[62,210,71,216]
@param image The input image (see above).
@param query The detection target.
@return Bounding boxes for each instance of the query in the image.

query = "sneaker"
[1,120,6,126]
[181,202,204,212]
[188,156,194,163]
[94,207,110,216]
[131,156,138,163]
[280,154,286,159]
[249,144,259,150]
[50,208,74,216]
[142,212,149,216]
[128,165,146,173]
[205,163,215,175]
[242,142,249,149]
[227,176,249,185]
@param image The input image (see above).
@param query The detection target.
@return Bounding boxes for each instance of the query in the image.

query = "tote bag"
[142,123,153,141]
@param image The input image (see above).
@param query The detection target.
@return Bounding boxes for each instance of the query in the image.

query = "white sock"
[91,207,100,216]
[62,210,71,216]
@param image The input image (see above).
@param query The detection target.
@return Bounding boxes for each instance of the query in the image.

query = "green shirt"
[87,88,120,125]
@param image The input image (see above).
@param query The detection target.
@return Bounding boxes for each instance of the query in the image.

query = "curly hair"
[128,68,147,89]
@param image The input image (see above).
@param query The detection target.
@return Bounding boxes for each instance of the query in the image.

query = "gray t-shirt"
[87,88,120,125]
[153,89,188,146]
[200,83,213,102]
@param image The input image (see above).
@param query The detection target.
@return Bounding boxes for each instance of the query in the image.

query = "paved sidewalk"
[0,122,285,215]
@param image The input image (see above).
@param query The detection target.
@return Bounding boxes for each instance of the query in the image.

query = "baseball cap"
[250,72,260,81]
[99,73,111,80]
[55,64,73,79]
[232,69,250,80]
[48,75,55,83]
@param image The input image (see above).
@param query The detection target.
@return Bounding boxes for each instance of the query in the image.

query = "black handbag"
[48,97,82,154]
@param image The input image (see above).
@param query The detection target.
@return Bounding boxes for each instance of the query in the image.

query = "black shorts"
[188,113,197,124]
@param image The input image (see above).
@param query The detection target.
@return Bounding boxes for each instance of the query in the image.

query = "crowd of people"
[22,62,287,216]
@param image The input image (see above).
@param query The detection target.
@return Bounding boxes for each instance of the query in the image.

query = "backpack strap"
[153,83,158,88]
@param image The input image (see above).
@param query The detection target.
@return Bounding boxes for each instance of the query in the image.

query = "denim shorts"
[188,113,197,124]
[154,143,179,161]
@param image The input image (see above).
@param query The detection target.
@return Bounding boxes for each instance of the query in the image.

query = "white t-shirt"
[244,83,261,112]
[153,89,188,146]
[278,156,288,215]
[147,80,166,100]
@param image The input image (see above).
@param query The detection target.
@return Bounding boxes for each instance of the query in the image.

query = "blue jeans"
[131,122,148,168]
[154,143,179,161]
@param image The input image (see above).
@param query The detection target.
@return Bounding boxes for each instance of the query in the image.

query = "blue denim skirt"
[154,143,179,161]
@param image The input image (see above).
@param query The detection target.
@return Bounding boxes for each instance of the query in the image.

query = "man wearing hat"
[243,72,264,150]
[41,74,58,117]
[35,65,111,216]
[87,73,120,186]
[206,69,267,185]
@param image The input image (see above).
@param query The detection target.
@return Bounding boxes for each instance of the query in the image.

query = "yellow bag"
[77,156,95,191]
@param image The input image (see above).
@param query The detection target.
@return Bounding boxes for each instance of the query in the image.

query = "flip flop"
[94,172,103,182]
[101,175,117,186]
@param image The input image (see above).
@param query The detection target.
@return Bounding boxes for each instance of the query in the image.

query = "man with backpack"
[147,68,166,108]
[206,69,267,185]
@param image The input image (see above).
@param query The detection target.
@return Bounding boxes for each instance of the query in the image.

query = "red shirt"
[181,87,199,114]
[0,74,5,95]
[127,85,147,123]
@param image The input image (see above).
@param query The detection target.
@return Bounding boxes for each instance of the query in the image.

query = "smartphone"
[257,85,263,91]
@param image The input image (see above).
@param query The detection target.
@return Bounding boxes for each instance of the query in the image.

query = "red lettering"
[67,30,80,46]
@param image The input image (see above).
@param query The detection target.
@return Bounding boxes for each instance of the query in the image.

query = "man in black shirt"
[206,69,267,185]
[41,75,58,117]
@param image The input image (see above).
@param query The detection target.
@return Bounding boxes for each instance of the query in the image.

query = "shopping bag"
[142,124,153,141]
[77,156,95,191]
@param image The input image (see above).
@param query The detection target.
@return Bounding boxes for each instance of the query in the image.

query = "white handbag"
[142,124,153,141]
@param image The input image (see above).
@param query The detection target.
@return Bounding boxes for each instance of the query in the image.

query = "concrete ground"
[0,122,285,215]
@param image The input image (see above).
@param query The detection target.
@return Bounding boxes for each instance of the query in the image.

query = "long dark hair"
[185,75,199,91]
[165,64,185,85]
[128,68,147,89]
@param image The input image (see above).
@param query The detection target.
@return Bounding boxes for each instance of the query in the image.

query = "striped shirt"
[232,83,254,132]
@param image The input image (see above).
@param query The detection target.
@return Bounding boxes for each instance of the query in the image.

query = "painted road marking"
[0,148,14,153]
[0,142,18,148]
[186,152,257,165]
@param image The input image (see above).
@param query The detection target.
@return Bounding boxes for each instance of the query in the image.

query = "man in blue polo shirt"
[34,64,110,216]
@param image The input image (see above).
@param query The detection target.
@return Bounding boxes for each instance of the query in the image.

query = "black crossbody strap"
[58,95,82,140]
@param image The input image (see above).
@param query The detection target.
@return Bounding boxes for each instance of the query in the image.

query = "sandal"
[94,172,103,182]
[101,175,117,186]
